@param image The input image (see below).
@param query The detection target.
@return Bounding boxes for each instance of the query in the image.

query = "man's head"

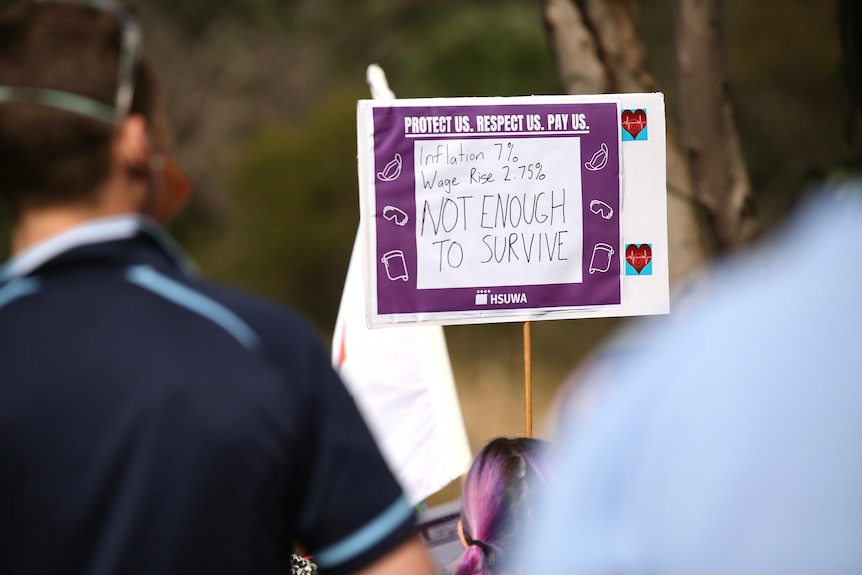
[0,0,173,218]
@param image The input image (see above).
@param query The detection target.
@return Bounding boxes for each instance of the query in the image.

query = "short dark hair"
[0,1,158,211]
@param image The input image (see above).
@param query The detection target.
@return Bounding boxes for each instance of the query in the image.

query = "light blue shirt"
[520,184,862,575]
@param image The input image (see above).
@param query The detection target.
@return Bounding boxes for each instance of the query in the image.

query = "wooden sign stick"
[524,321,533,438]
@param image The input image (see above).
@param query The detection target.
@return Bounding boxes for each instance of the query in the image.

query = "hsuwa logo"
[475,290,527,305]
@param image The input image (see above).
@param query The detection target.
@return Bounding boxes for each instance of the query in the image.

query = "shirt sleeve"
[293,341,416,574]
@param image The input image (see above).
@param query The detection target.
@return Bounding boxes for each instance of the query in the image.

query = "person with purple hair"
[454,437,554,575]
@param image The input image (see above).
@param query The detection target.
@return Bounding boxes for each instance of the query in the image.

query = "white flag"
[333,229,471,505]
[330,66,471,504]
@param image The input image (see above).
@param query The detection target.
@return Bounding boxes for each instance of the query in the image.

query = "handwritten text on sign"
[414,138,582,289]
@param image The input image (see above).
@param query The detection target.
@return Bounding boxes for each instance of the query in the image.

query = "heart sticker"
[625,244,652,274]
[621,109,648,140]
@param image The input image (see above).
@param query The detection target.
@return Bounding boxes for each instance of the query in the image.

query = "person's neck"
[12,205,108,255]
[11,179,146,255]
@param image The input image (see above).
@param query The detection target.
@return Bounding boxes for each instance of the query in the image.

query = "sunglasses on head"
[0,0,193,221]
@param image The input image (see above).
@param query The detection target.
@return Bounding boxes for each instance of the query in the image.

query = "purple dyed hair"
[455,437,554,575]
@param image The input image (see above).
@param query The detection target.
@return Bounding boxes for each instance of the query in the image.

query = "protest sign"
[358,93,669,326]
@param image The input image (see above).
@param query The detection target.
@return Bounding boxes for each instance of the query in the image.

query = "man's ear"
[114,114,150,174]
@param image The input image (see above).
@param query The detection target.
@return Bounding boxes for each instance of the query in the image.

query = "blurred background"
[0,0,847,451]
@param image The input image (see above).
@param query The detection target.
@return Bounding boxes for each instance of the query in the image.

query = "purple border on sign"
[372,102,621,316]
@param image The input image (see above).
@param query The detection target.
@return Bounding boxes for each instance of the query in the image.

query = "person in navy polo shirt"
[0,2,434,574]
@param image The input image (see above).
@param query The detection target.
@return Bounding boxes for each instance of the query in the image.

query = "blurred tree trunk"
[676,0,759,249]
[541,0,758,282]
[541,0,709,285]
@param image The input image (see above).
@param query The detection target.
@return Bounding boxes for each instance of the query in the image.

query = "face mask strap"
[107,1,140,120]
[1,0,142,123]
[0,86,116,123]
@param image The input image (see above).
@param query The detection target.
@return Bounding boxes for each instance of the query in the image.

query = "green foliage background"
[178,1,564,334]
[0,0,849,433]
[168,0,845,352]
[185,91,363,329]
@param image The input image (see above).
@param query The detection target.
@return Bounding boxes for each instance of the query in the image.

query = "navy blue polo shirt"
[0,216,415,575]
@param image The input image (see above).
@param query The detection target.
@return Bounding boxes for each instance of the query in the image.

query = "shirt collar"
[0,214,195,282]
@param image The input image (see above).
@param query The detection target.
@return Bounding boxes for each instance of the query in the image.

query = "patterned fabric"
[290,555,318,575]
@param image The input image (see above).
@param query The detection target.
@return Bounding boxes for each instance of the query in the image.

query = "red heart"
[621,109,647,139]
[625,244,652,273]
